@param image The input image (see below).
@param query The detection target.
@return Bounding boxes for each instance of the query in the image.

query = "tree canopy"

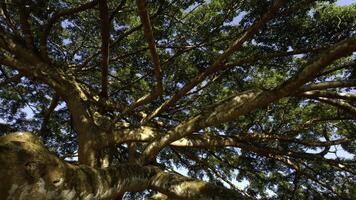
[0,0,355,199]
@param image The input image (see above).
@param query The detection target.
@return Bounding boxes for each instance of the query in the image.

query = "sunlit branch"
[299,80,356,91]
[174,148,251,197]
[296,90,356,101]
[317,59,356,78]
[103,121,352,151]
[170,134,351,149]
[271,37,356,97]
[312,97,356,116]
[150,171,247,199]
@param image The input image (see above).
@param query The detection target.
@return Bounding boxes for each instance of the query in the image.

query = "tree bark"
[0,132,247,200]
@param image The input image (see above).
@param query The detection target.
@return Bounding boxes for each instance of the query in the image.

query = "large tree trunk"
[0,132,246,200]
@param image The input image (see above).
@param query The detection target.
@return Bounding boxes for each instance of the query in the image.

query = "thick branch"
[317,60,356,77]
[137,0,163,92]
[296,90,356,101]
[0,27,107,166]
[313,97,356,116]
[115,0,165,115]
[299,80,356,91]
[271,37,356,97]
[0,27,64,92]
[170,134,351,149]
[150,171,247,200]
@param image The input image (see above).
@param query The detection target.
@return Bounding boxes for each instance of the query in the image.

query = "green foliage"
[0,0,355,199]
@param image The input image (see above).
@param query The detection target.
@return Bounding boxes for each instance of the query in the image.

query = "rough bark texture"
[0,132,246,200]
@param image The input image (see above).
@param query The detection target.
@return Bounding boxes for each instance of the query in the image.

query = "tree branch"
[77,1,166,70]
[137,0,163,92]
[114,0,165,115]
[270,37,356,97]
[299,80,356,91]
[40,94,60,134]
[296,90,356,101]
[0,27,64,92]
[98,0,110,100]
[170,134,351,149]
[0,2,17,33]
[317,60,356,78]
[312,97,356,116]
[17,1,34,49]
[0,74,22,87]
[150,171,248,200]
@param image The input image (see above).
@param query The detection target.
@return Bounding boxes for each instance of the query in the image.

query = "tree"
[0,0,355,199]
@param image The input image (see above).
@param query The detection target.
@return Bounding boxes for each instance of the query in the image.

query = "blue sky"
[336,0,354,6]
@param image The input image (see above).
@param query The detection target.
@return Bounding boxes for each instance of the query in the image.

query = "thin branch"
[0,74,22,87]
[39,0,99,58]
[109,0,127,21]
[17,1,34,49]
[0,2,17,32]
[76,1,168,70]
[40,94,60,134]
[224,47,326,68]
[141,0,286,123]
[99,0,110,100]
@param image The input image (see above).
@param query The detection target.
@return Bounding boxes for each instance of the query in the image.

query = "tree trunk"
[0,132,246,200]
